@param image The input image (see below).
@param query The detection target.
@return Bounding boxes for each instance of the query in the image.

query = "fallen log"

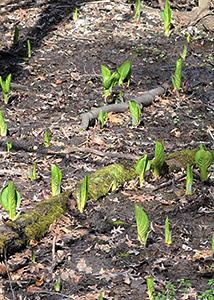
[0,147,213,259]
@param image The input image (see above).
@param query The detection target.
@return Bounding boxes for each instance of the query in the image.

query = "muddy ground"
[0,0,214,299]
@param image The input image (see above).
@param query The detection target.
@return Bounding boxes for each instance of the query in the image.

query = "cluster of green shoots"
[0,26,32,103]
[101,60,131,102]
[147,276,214,299]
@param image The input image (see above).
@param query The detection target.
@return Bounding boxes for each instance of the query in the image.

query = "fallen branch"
[79,84,168,130]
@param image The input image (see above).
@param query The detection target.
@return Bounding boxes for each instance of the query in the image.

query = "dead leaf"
[90,135,106,146]
[108,112,123,124]
[55,79,63,85]
[76,258,92,273]
[193,249,212,260]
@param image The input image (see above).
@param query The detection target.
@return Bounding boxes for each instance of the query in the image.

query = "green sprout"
[135,204,149,246]
[27,40,31,58]
[44,130,50,147]
[161,0,172,37]
[55,269,61,292]
[101,60,131,101]
[0,182,21,221]
[172,58,182,92]
[7,142,12,154]
[13,26,19,46]
[136,155,151,187]
[73,7,78,20]
[99,292,103,300]
[31,248,35,262]
[78,175,89,213]
[154,141,164,178]
[51,164,62,196]
[186,164,193,195]
[0,111,7,136]
[195,144,213,182]
[165,216,172,244]
[111,165,118,192]
[133,0,141,19]
[98,109,105,129]
[0,74,11,104]
[29,162,36,180]
[182,44,187,59]
[129,101,141,125]
[187,32,190,43]
[147,277,154,300]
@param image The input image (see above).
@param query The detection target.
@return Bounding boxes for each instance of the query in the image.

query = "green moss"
[109,221,125,227]
[117,253,132,258]
[74,163,137,201]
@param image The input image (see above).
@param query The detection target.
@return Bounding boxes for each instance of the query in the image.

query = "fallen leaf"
[108,112,123,123]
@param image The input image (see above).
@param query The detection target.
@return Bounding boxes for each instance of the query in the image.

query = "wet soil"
[0,0,214,299]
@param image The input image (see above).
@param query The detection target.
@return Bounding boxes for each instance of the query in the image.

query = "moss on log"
[0,191,70,258]
[0,147,212,258]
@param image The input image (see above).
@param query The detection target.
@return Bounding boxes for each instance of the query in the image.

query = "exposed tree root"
[79,84,168,130]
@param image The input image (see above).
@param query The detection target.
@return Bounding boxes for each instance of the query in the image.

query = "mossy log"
[0,148,212,259]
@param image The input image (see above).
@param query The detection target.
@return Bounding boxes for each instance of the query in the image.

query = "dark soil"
[0,0,214,299]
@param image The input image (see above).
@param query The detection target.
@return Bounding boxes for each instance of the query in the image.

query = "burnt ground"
[0,0,214,299]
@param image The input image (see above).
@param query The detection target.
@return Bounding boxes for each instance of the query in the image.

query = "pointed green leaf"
[0,182,21,220]
[118,60,131,85]
[101,65,111,83]
[51,164,62,196]
[154,141,164,178]
[78,175,89,213]
[129,101,141,125]
[172,58,182,91]
[186,164,193,195]
[0,111,7,137]
[147,277,154,300]
[135,204,149,245]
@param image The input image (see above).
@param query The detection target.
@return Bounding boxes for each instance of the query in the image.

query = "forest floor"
[0,0,214,299]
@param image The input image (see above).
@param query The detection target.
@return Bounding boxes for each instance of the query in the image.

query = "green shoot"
[182,44,187,59]
[154,141,164,178]
[78,175,89,213]
[129,101,141,125]
[172,58,182,92]
[212,233,214,258]
[0,111,7,136]
[135,204,149,246]
[195,144,213,182]
[51,164,62,196]
[0,74,11,104]
[161,0,172,37]
[73,8,78,20]
[31,248,35,262]
[136,155,151,187]
[44,130,50,147]
[99,292,103,300]
[7,142,12,154]
[98,109,105,129]
[0,182,21,220]
[13,26,19,46]
[27,40,31,58]
[29,162,36,180]
[118,60,131,86]
[112,165,118,192]
[101,60,131,102]
[55,269,61,292]
[187,32,190,43]
[147,277,154,300]
[165,216,172,244]
[186,164,193,195]
[133,0,141,19]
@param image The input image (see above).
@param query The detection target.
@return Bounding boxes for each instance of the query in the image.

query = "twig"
[4,245,15,300]
[52,235,57,269]
[63,146,141,160]
[152,173,186,192]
